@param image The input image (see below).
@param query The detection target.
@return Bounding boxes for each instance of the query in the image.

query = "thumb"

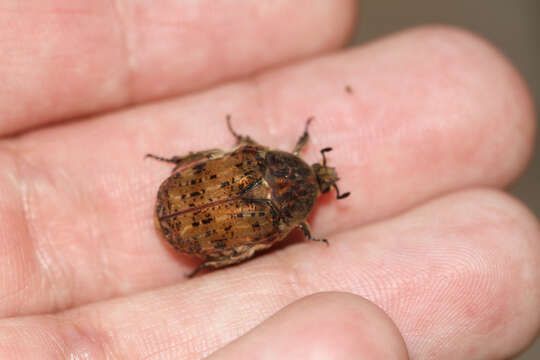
[208,291,409,360]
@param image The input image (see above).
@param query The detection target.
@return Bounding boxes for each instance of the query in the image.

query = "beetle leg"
[188,243,272,277]
[146,149,224,172]
[187,263,205,278]
[187,261,211,278]
[226,115,259,146]
[292,117,314,155]
[298,221,328,245]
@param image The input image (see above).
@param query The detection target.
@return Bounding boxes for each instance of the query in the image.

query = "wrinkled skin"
[0,1,538,359]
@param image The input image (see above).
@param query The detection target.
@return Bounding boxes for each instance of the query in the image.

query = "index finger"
[0,0,356,135]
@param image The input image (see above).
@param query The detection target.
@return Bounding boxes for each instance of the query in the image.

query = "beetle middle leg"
[187,261,211,278]
[298,221,328,245]
[146,149,224,172]
[292,117,314,155]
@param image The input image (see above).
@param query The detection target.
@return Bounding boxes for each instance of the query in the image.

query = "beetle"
[147,116,349,277]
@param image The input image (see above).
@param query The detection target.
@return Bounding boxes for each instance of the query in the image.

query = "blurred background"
[351,1,539,358]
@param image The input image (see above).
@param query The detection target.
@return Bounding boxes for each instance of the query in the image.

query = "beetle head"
[312,147,350,200]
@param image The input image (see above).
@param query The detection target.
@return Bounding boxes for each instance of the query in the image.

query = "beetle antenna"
[320,147,333,167]
[334,183,350,200]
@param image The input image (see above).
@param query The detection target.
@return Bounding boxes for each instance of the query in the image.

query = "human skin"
[0,1,538,359]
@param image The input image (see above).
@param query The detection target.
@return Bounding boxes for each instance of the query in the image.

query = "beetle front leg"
[146,149,224,172]
[292,117,314,155]
[298,221,328,245]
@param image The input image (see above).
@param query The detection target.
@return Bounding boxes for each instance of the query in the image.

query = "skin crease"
[0,1,538,360]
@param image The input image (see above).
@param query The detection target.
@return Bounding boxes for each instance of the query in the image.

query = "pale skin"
[0,1,538,359]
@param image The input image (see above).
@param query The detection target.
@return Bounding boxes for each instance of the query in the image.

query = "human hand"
[0,1,538,359]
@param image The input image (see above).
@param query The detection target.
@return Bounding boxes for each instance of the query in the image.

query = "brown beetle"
[147,116,349,277]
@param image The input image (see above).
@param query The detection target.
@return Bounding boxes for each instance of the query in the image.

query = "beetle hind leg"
[145,153,181,164]
[226,115,259,146]
[146,149,224,172]
[298,221,328,245]
[292,117,314,155]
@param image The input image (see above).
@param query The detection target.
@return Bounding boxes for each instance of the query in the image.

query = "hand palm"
[0,2,538,359]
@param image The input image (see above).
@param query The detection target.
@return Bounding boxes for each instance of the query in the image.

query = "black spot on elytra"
[210,174,217,179]
[193,163,206,173]
[190,179,197,185]
[213,239,226,249]
[192,222,200,227]
[188,240,201,253]
[190,191,201,197]
[202,218,213,224]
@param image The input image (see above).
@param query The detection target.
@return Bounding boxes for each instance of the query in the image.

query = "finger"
[0,189,538,359]
[0,26,535,316]
[207,292,409,360]
[0,0,357,135]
